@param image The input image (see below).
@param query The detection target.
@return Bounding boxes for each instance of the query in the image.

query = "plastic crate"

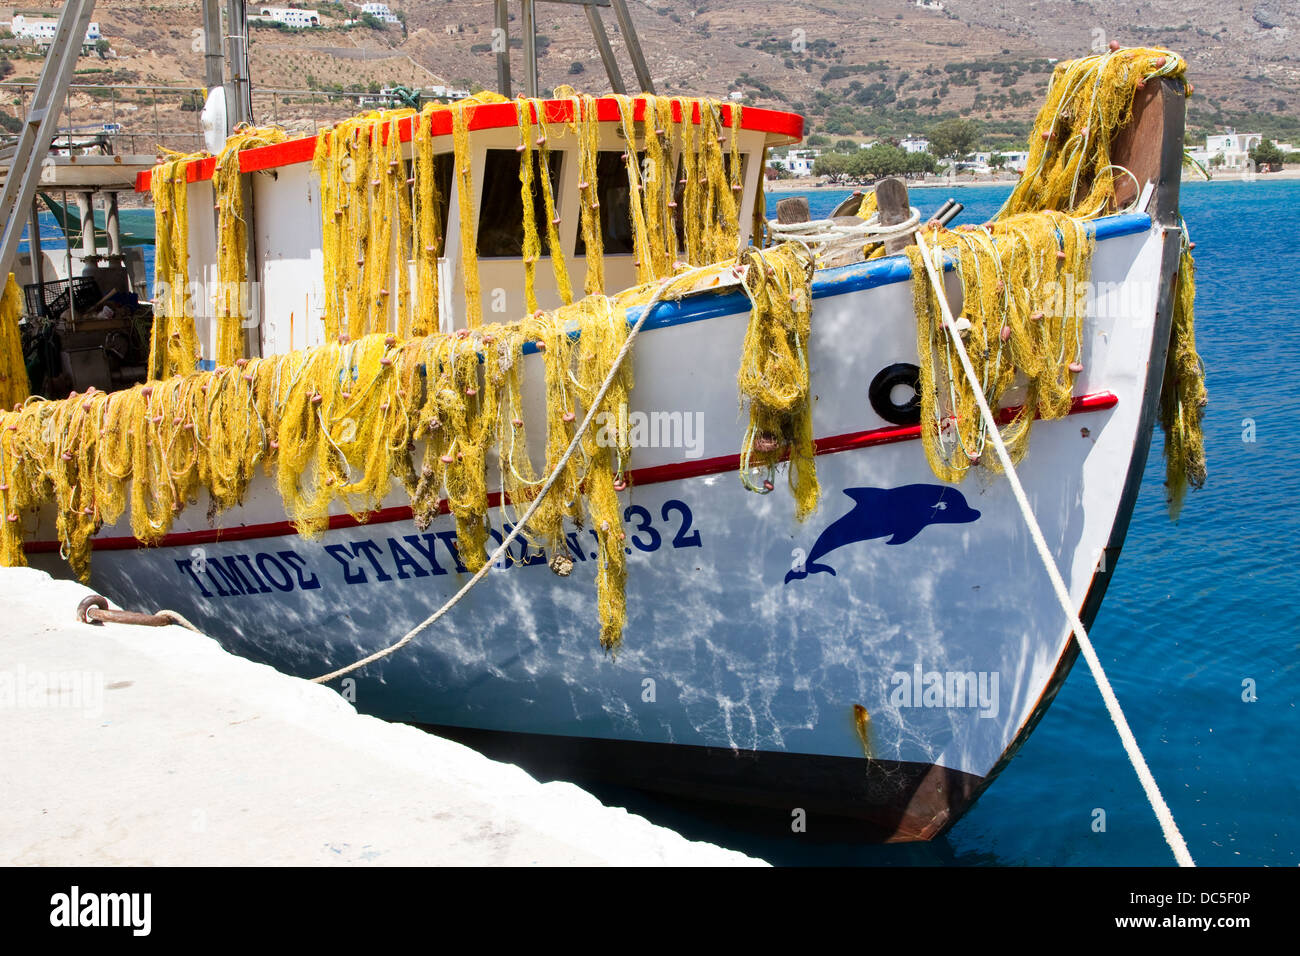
[23,276,100,319]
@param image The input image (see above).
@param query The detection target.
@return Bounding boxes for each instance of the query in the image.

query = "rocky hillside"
[1,0,1296,150]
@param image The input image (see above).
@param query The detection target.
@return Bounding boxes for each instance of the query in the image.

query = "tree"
[853,143,907,180]
[805,133,830,147]
[904,151,938,177]
[834,138,858,152]
[94,38,110,59]
[990,152,1007,170]
[927,118,980,158]
[1250,138,1285,168]
[1209,152,1225,169]
[568,61,585,76]
[812,152,854,183]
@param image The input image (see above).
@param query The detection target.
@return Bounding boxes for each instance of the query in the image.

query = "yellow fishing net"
[999,48,1189,220]
[907,212,1094,481]
[4,47,1208,650]
[214,125,288,365]
[737,245,819,519]
[146,125,288,375]
[147,148,206,379]
[0,243,814,652]
[906,47,1206,508]
[308,92,749,335]
[0,274,28,411]
[1160,238,1206,518]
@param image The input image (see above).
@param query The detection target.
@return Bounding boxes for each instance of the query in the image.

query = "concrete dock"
[0,567,760,866]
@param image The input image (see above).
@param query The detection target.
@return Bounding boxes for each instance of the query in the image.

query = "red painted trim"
[135,96,804,192]
[22,391,1116,556]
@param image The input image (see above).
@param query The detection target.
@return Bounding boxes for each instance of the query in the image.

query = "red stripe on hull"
[23,391,1117,555]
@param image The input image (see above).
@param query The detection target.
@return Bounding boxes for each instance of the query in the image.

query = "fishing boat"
[0,6,1205,842]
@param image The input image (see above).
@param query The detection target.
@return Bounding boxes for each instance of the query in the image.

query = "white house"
[360,2,401,23]
[1001,150,1029,173]
[253,7,321,28]
[775,148,821,177]
[900,136,930,155]
[9,15,101,47]
[972,149,1029,173]
[1207,130,1262,168]
[1187,129,1268,169]
[426,85,470,101]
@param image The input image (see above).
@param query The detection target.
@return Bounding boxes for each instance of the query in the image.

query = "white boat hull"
[29,212,1176,838]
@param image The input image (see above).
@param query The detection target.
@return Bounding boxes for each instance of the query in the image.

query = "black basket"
[23,276,100,318]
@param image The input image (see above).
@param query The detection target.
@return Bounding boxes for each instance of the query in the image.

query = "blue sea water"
[595,180,1300,866]
[18,183,1297,866]
[17,211,156,286]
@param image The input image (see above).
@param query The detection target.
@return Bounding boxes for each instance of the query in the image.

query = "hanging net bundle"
[904,47,1206,509]
[0,274,28,411]
[307,91,747,338]
[736,245,819,519]
[213,124,289,366]
[147,147,207,380]
[905,211,1096,481]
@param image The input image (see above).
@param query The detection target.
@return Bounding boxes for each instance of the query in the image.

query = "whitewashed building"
[9,15,101,47]
[973,149,1029,173]
[772,148,821,177]
[360,2,401,23]
[900,137,931,155]
[1187,129,1271,169]
[426,85,471,101]
[253,7,321,28]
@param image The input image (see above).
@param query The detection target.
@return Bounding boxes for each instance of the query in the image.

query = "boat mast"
[0,0,99,281]
[224,0,253,129]
[494,0,655,98]
[201,0,226,108]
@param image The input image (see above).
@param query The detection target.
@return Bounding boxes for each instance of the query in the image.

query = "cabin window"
[574,151,748,257]
[574,151,639,257]
[420,152,454,258]
[476,148,563,258]
[671,152,747,248]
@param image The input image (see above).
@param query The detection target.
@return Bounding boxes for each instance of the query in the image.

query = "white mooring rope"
[768,207,923,265]
[914,229,1195,867]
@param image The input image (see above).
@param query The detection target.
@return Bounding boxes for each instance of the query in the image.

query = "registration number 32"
[622,499,702,553]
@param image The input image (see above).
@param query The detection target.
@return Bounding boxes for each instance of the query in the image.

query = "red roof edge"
[135,96,803,192]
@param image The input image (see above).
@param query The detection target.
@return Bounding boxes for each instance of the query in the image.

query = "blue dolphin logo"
[784,484,981,584]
